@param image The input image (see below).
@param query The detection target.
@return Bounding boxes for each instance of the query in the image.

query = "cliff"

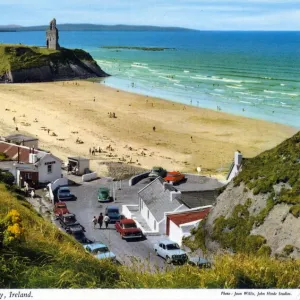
[0,44,109,83]
[186,131,300,258]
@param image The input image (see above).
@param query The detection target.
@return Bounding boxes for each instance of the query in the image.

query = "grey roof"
[138,177,184,222]
[5,134,38,143]
[180,190,218,209]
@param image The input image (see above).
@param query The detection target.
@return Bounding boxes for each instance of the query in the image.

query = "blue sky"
[0,0,299,30]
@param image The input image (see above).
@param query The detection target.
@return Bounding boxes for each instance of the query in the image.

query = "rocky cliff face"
[0,45,109,83]
[186,131,300,258]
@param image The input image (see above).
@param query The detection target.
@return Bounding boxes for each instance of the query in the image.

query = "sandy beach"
[0,81,297,179]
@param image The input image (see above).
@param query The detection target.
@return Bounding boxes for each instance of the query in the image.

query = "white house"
[137,177,188,234]
[166,207,212,246]
[0,141,62,186]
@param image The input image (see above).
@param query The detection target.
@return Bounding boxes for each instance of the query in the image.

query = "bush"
[257,245,272,257]
[289,205,300,218]
[283,245,294,256]
[0,171,15,185]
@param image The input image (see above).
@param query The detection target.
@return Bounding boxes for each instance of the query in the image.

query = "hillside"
[0,44,108,83]
[186,131,300,258]
[0,177,299,288]
[2,24,194,32]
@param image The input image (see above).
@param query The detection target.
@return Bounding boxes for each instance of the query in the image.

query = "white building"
[166,207,212,246]
[0,141,62,186]
[137,177,188,234]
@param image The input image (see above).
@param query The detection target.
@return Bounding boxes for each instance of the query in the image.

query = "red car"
[53,202,69,218]
[164,171,185,184]
[115,219,144,240]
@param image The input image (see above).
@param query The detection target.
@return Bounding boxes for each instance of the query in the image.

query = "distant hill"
[1,24,195,32]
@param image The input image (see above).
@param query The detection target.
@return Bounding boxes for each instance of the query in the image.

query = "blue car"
[105,205,121,223]
[83,242,116,261]
[57,186,76,201]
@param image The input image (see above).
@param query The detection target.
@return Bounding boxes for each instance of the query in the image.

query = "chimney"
[170,190,181,202]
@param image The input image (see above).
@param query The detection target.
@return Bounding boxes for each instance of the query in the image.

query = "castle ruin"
[46,18,60,50]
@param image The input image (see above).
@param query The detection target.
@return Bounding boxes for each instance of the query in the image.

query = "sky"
[0,0,300,30]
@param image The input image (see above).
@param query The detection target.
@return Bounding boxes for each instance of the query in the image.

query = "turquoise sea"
[1,30,300,127]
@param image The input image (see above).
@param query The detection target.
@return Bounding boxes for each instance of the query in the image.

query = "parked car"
[97,187,111,202]
[154,239,188,264]
[164,171,185,185]
[105,205,121,223]
[115,219,143,240]
[57,186,76,201]
[58,213,79,229]
[83,242,116,261]
[68,227,90,244]
[53,202,69,218]
[148,166,167,180]
[187,257,211,269]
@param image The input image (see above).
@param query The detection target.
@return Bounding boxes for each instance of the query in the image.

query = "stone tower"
[46,18,60,50]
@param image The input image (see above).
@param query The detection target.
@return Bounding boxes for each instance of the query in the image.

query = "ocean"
[1,30,300,127]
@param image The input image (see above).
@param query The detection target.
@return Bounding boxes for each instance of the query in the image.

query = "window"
[25,173,32,180]
[47,164,52,174]
[154,220,156,230]
[147,209,150,219]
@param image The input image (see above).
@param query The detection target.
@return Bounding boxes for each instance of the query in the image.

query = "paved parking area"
[64,178,165,269]
[55,174,223,268]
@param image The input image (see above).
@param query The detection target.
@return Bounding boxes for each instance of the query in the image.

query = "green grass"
[0,179,300,288]
[0,44,96,75]
[234,131,300,207]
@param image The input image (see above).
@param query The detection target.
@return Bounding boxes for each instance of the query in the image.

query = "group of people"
[92,213,110,229]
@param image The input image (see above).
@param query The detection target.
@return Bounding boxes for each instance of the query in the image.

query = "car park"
[83,242,116,261]
[53,202,69,218]
[154,239,188,264]
[105,205,121,223]
[115,219,143,240]
[164,171,185,185]
[97,187,111,202]
[187,257,211,269]
[148,166,167,180]
[57,186,76,201]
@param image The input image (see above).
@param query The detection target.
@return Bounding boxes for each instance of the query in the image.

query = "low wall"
[48,177,68,203]
[82,172,97,182]
[129,171,150,186]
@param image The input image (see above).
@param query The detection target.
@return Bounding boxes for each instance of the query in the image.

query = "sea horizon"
[1,30,300,128]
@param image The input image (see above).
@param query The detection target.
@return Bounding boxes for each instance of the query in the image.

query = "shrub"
[257,245,272,257]
[0,171,15,185]
[289,205,300,218]
[283,245,294,256]
[245,235,266,254]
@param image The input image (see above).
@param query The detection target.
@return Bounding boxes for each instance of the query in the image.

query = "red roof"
[0,142,38,163]
[167,208,211,226]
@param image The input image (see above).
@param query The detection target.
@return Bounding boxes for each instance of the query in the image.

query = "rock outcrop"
[187,131,300,258]
[0,44,109,83]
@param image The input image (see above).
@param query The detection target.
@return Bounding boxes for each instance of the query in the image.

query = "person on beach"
[89,148,91,154]
[104,214,110,229]
[153,126,156,132]
[98,213,104,229]
[92,216,98,229]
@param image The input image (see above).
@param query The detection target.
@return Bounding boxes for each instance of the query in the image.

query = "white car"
[154,239,188,264]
